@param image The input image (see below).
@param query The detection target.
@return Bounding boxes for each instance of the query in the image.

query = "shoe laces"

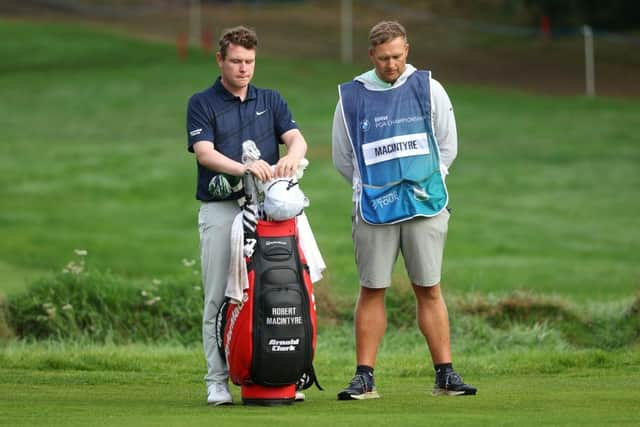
[350,374,373,392]
[436,370,462,388]
[445,372,462,387]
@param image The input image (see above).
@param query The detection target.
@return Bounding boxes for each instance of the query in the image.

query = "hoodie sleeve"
[331,101,355,183]
[430,78,458,173]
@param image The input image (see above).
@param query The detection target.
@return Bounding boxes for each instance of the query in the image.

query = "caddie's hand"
[274,155,299,178]
[245,159,273,182]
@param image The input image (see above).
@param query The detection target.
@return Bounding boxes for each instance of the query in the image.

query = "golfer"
[332,20,476,399]
[186,25,308,405]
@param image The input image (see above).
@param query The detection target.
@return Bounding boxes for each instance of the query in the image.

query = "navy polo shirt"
[186,77,298,202]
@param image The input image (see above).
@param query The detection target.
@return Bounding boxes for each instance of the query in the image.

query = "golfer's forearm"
[281,129,308,161]
[193,142,246,176]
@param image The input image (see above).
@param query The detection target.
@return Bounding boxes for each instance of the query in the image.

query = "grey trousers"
[198,200,240,386]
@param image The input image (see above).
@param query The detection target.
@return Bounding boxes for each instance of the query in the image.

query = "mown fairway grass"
[1,19,639,426]
[1,19,638,301]
[2,341,639,426]
[3,369,637,426]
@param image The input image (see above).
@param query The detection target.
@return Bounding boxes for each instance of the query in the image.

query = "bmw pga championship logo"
[361,119,370,132]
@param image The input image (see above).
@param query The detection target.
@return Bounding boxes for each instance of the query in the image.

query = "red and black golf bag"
[216,216,321,405]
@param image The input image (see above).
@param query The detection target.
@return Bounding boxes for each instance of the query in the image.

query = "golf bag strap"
[298,365,324,391]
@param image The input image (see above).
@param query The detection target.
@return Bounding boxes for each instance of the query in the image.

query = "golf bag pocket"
[259,237,293,262]
[251,274,308,385]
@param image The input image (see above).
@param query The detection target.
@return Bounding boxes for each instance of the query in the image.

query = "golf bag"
[217,216,321,405]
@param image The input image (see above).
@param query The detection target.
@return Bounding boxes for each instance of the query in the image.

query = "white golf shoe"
[295,390,305,402]
[207,382,233,406]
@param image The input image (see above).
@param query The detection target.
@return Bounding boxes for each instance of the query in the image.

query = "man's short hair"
[368,21,408,48]
[218,26,258,59]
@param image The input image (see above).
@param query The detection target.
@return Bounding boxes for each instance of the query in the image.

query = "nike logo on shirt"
[256,110,267,116]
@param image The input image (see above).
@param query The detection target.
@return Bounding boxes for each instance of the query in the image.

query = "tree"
[523,0,640,30]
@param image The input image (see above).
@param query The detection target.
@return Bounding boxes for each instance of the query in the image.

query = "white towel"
[296,213,326,283]
[225,212,247,304]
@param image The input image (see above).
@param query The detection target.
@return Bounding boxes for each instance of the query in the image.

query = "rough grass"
[3,259,202,344]
[3,264,638,350]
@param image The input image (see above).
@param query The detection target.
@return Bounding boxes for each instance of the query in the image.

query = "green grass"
[2,371,638,426]
[1,19,639,302]
[1,31,638,422]
[445,88,640,299]
[1,340,639,426]
[0,18,639,427]
[4,264,638,347]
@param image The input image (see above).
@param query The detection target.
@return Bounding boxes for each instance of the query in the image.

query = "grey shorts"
[352,208,451,288]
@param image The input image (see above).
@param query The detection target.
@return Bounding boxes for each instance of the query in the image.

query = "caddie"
[332,20,477,400]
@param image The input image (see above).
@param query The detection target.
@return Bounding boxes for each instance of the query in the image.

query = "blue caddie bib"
[339,70,448,224]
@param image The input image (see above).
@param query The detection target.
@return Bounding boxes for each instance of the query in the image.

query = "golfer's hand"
[274,155,299,178]
[245,159,273,182]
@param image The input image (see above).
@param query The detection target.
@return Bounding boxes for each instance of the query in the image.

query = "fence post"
[341,0,353,64]
[540,15,551,39]
[190,0,202,48]
[582,25,596,97]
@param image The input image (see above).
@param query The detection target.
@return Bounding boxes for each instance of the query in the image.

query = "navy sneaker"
[337,373,380,400]
[432,369,477,396]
